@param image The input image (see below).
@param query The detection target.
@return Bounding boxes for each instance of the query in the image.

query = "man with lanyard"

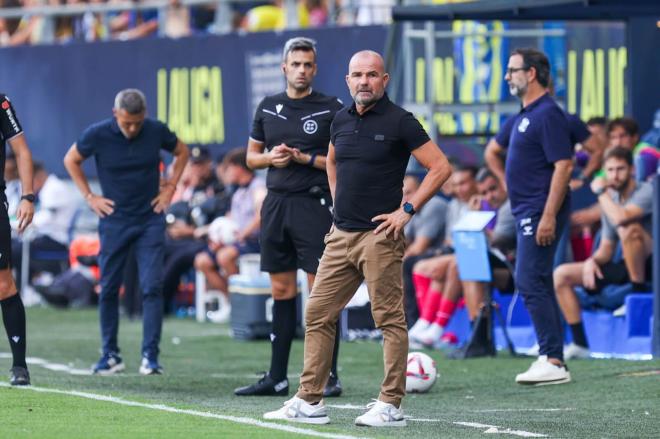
[264,50,452,426]
[0,94,35,385]
[235,37,344,397]
[499,48,574,385]
[64,89,188,375]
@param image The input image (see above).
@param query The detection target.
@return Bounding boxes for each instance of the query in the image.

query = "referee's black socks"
[269,297,297,382]
[1,293,27,368]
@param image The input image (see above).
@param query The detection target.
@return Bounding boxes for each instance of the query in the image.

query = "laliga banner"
[0,26,386,176]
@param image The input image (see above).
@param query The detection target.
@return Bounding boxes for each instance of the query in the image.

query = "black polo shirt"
[250,91,343,194]
[330,94,430,231]
[504,93,573,219]
[0,94,23,190]
[77,118,178,219]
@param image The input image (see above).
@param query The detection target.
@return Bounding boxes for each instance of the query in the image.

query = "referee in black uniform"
[234,37,344,397]
[0,94,35,385]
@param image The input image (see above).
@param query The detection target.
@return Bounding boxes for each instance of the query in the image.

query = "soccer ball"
[208,216,239,245]
[405,352,438,393]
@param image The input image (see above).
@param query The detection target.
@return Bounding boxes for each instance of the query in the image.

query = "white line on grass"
[454,422,546,438]
[0,383,363,439]
[473,408,574,413]
[327,404,547,437]
[0,352,92,375]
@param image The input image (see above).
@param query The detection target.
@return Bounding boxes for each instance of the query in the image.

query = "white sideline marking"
[474,408,574,413]
[455,422,546,438]
[0,352,92,375]
[327,404,547,437]
[0,383,362,439]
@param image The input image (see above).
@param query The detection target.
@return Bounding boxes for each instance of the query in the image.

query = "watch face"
[403,202,414,214]
[22,194,35,202]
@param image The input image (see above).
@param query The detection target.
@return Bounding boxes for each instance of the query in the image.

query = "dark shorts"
[585,256,653,294]
[0,194,11,270]
[260,191,333,274]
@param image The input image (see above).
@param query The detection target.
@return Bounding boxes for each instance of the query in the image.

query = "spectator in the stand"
[408,165,477,347]
[401,174,447,326]
[161,147,231,313]
[241,0,309,31]
[569,117,608,190]
[462,168,516,325]
[571,116,658,230]
[641,109,660,149]
[193,148,265,322]
[109,0,158,40]
[161,0,191,38]
[11,162,80,282]
[553,146,653,359]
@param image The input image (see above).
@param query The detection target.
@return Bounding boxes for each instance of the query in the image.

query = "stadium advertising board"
[0,26,386,176]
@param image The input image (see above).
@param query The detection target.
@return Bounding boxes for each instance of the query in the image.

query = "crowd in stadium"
[0,0,393,45]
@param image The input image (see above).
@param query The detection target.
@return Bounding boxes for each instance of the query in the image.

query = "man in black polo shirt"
[235,37,345,398]
[0,94,36,386]
[497,49,574,386]
[64,89,189,375]
[265,50,452,427]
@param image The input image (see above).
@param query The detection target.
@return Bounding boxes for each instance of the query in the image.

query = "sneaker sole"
[517,376,571,386]
[93,363,126,376]
[264,414,330,424]
[355,419,407,427]
[139,368,163,376]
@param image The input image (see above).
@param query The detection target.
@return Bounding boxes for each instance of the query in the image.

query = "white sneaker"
[564,343,590,360]
[525,343,540,357]
[515,355,571,386]
[263,396,330,424]
[413,323,443,347]
[355,400,406,427]
[408,319,430,339]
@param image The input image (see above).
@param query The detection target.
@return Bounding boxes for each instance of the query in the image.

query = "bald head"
[346,50,389,112]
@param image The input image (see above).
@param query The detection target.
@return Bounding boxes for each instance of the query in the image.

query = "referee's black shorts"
[260,190,333,274]
[0,194,12,270]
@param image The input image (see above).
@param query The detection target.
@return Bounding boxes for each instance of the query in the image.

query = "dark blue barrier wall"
[0,26,387,176]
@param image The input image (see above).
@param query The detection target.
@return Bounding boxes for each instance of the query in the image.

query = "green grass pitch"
[1,307,658,438]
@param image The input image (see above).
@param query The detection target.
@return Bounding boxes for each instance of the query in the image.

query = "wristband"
[593,186,606,196]
[308,154,317,166]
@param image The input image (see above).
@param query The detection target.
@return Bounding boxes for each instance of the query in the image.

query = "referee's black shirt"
[250,91,343,194]
[0,94,23,190]
[330,94,430,231]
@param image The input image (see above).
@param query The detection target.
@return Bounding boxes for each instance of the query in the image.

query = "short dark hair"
[586,116,608,127]
[282,37,317,62]
[607,117,639,137]
[475,167,496,184]
[223,147,251,171]
[603,146,633,166]
[454,164,478,178]
[512,48,551,88]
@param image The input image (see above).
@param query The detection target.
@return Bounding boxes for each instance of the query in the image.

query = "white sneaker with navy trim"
[355,400,406,427]
[263,396,330,424]
[515,355,571,386]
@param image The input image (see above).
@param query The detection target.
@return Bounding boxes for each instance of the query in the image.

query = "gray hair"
[282,37,317,62]
[114,89,147,114]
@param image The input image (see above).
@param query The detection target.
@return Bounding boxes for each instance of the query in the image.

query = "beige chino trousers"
[296,225,408,407]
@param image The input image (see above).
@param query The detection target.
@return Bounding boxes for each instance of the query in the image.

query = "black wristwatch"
[403,202,416,216]
[20,194,35,203]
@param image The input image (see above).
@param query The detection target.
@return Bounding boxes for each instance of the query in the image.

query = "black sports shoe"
[234,372,288,396]
[323,372,342,397]
[10,366,30,386]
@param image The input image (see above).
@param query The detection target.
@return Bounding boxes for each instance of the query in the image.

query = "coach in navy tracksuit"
[64,89,188,375]
[500,49,574,386]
